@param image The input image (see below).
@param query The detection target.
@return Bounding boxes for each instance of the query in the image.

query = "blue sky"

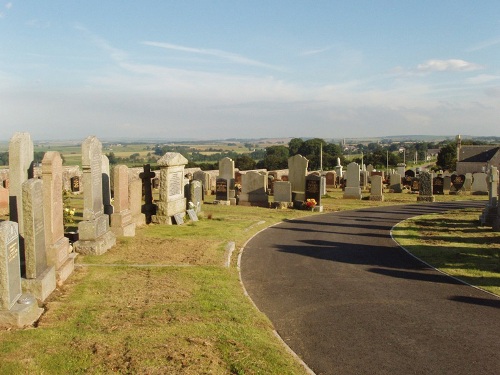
[1,1,499,141]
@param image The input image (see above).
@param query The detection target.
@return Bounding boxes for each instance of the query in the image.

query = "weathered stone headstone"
[272,181,292,209]
[443,175,451,194]
[369,175,384,201]
[73,136,116,255]
[42,151,74,285]
[471,173,488,195]
[8,132,34,237]
[187,180,203,213]
[21,179,56,301]
[433,176,444,195]
[140,164,157,224]
[218,157,236,205]
[239,171,269,207]
[0,186,8,216]
[101,155,113,217]
[288,154,308,202]
[389,173,402,193]
[335,158,343,180]
[464,173,473,193]
[360,171,368,190]
[343,162,362,199]
[325,171,337,189]
[155,153,188,225]
[417,172,435,202]
[480,167,498,226]
[110,165,136,236]
[0,221,43,328]
[193,170,212,196]
[128,177,146,227]
[305,174,324,211]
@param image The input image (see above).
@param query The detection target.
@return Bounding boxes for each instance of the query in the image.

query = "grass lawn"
[0,189,495,374]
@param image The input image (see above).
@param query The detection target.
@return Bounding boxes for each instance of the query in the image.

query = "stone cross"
[140,164,157,223]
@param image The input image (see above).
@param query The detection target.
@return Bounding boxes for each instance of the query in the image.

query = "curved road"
[241,201,500,375]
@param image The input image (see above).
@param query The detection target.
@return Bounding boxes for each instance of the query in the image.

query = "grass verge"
[392,207,500,296]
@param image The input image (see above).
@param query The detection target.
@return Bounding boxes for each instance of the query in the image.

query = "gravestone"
[8,132,34,238]
[417,172,435,202]
[480,167,498,226]
[187,180,203,213]
[101,155,113,217]
[360,171,368,190]
[73,136,116,255]
[443,175,451,194]
[128,178,146,227]
[193,170,212,196]
[471,173,488,195]
[411,177,420,193]
[110,165,136,236]
[369,175,384,201]
[305,174,323,211]
[215,178,229,203]
[397,163,406,178]
[334,158,343,180]
[0,186,8,215]
[239,171,269,207]
[450,174,466,195]
[140,164,157,224]
[325,171,337,189]
[288,154,308,202]
[433,176,444,195]
[0,221,43,328]
[42,151,74,285]
[218,157,236,205]
[21,179,56,301]
[272,181,292,209]
[389,173,402,193]
[464,173,473,193]
[343,162,362,199]
[70,176,80,192]
[155,153,188,225]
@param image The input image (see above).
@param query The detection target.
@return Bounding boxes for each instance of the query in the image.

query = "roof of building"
[459,145,500,163]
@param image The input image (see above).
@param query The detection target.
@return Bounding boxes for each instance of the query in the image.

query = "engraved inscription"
[168,172,182,197]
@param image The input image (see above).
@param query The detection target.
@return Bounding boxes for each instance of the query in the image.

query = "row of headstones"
[1,133,74,327]
[210,155,326,211]
[0,133,206,328]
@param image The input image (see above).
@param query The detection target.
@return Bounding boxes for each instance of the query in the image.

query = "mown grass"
[0,188,493,374]
[392,207,500,295]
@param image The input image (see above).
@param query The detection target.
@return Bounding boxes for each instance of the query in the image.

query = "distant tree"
[235,155,256,171]
[436,142,457,171]
[288,138,303,156]
[0,152,8,166]
[261,145,290,170]
[106,152,118,165]
[34,151,45,164]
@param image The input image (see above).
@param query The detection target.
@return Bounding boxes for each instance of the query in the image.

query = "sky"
[1,1,499,141]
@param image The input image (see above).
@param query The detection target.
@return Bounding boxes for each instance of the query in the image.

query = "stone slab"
[73,230,116,255]
[21,266,56,302]
[0,294,43,329]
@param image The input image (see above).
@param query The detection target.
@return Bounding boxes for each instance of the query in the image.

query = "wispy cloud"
[142,41,282,70]
[74,23,128,63]
[0,1,12,18]
[417,59,483,73]
[467,37,500,52]
[301,46,332,56]
[466,74,500,84]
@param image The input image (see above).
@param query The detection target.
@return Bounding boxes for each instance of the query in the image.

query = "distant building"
[456,144,500,174]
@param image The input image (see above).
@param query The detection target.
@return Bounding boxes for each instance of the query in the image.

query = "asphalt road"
[240,201,500,375]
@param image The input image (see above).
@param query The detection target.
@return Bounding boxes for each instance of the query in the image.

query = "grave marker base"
[343,187,362,199]
[74,231,116,255]
[417,196,436,202]
[21,266,56,302]
[0,294,43,329]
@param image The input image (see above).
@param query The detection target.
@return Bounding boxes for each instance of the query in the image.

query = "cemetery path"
[240,201,500,375]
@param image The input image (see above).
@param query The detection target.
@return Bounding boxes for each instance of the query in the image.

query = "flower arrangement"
[63,190,76,229]
[304,198,317,209]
